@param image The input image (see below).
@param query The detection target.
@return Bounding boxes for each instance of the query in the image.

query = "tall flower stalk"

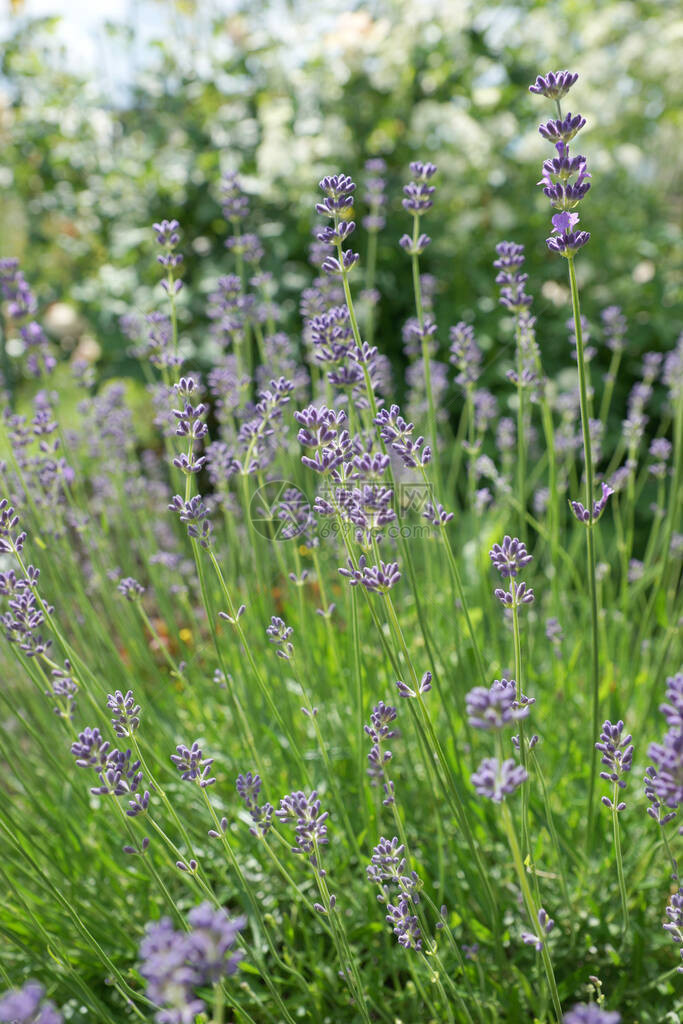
[400,161,440,487]
[530,70,603,845]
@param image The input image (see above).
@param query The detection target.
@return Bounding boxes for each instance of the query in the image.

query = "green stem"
[567,255,600,851]
[612,785,629,934]
[500,801,563,1024]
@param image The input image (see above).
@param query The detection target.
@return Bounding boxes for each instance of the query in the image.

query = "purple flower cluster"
[107,689,141,737]
[0,554,53,661]
[0,982,63,1024]
[71,725,147,813]
[522,907,555,951]
[221,170,250,223]
[490,535,535,609]
[374,404,432,468]
[529,70,579,100]
[563,1005,621,1024]
[236,771,273,837]
[266,615,294,660]
[171,740,216,788]
[363,158,387,233]
[153,219,183,296]
[596,720,633,812]
[367,836,422,950]
[315,174,359,276]
[171,377,208,476]
[386,897,422,950]
[276,790,329,863]
[489,535,532,578]
[396,671,432,700]
[449,322,482,389]
[466,679,530,731]
[646,672,683,818]
[530,71,591,256]
[570,481,614,525]
[0,499,27,555]
[401,161,437,214]
[471,757,528,803]
[117,576,145,601]
[168,494,213,549]
[367,836,419,899]
[339,555,401,594]
[365,702,399,804]
[0,259,55,377]
[493,242,532,313]
[663,887,683,973]
[602,306,627,353]
[138,902,245,1023]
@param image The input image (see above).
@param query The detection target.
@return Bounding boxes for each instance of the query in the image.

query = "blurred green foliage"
[1,0,681,414]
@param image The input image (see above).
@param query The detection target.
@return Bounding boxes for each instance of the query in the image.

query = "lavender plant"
[0,62,681,1024]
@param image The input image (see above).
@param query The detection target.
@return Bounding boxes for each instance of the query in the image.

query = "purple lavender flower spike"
[521,907,555,951]
[596,720,633,811]
[422,501,454,526]
[277,791,329,860]
[363,159,387,232]
[493,243,533,312]
[169,494,213,549]
[450,321,483,388]
[471,757,528,802]
[139,915,201,1021]
[602,306,627,352]
[316,174,356,216]
[466,679,530,730]
[570,481,614,525]
[171,740,216,788]
[0,499,27,554]
[339,557,401,594]
[547,214,590,256]
[365,703,399,802]
[644,766,677,827]
[221,171,250,222]
[663,887,683,973]
[266,615,294,659]
[117,576,145,601]
[367,836,419,899]
[396,671,432,700]
[89,748,143,798]
[648,730,683,811]
[107,689,141,737]
[236,772,273,837]
[660,673,683,730]
[563,1006,621,1024]
[489,535,533,578]
[386,897,422,950]
[186,902,246,983]
[153,219,184,295]
[71,726,110,769]
[402,161,437,215]
[0,982,63,1024]
[529,70,579,99]
[538,112,586,144]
